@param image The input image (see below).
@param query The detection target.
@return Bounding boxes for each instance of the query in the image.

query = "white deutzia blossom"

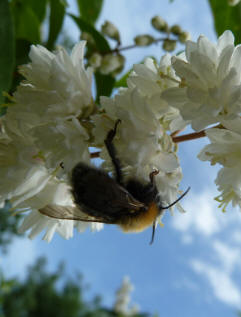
[4,41,93,138]
[93,87,184,214]
[0,135,51,207]
[198,123,241,211]
[162,30,241,131]
[32,117,90,173]
[0,41,100,241]
[18,178,102,242]
[128,55,187,132]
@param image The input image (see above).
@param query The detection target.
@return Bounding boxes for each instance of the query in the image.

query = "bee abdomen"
[119,202,159,233]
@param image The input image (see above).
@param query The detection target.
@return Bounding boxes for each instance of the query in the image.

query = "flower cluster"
[198,118,241,211]
[1,42,101,241]
[162,31,241,131]
[2,29,241,242]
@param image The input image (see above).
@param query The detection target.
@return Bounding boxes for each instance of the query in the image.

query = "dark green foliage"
[0,0,15,104]
[10,0,41,44]
[208,0,241,44]
[0,258,150,317]
[77,0,103,25]
[46,0,66,50]
[95,72,116,102]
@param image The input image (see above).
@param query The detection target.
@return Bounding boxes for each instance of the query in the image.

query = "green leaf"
[69,14,110,52]
[46,0,66,50]
[11,1,40,44]
[0,0,15,104]
[95,72,115,102]
[208,0,241,44]
[24,0,48,23]
[77,0,103,25]
[10,39,32,92]
[114,69,132,88]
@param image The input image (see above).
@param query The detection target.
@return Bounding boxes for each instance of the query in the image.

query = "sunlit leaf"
[114,69,132,88]
[208,0,241,44]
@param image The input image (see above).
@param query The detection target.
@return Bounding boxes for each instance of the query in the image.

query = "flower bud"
[170,24,182,36]
[89,53,102,68]
[178,31,191,43]
[101,21,120,43]
[134,35,155,46]
[151,16,168,32]
[100,54,125,75]
[111,55,125,76]
[162,39,176,52]
[81,32,95,46]
[228,0,241,5]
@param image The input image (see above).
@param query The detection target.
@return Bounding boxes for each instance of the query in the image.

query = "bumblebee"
[39,120,189,244]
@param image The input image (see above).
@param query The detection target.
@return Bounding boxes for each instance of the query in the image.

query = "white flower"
[162,30,241,131]
[0,42,98,241]
[5,41,93,138]
[215,167,241,211]
[128,55,187,132]
[18,179,103,241]
[0,134,51,207]
[32,117,90,173]
[198,123,241,211]
[18,209,74,242]
[18,180,75,241]
[198,126,241,167]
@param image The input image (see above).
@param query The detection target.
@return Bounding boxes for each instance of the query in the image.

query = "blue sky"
[3,1,241,317]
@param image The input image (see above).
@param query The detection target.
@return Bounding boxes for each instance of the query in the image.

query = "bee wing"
[39,204,112,223]
[114,186,146,211]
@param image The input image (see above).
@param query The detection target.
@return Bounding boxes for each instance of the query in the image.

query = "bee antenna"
[161,187,190,210]
[149,220,156,245]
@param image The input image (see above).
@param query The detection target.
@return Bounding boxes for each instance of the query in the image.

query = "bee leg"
[104,120,123,185]
[149,169,159,184]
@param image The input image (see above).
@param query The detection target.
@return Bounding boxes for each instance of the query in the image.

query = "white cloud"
[191,259,241,307]
[171,190,223,236]
[212,240,241,273]
[231,230,241,244]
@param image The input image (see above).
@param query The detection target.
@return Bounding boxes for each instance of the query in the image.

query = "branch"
[90,124,224,158]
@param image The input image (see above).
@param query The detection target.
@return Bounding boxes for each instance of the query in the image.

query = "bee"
[39,120,189,244]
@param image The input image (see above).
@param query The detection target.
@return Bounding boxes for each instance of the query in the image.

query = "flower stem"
[106,37,167,54]
[172,130,206,143]
[172,123,224,143]
[90,124,224,157]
